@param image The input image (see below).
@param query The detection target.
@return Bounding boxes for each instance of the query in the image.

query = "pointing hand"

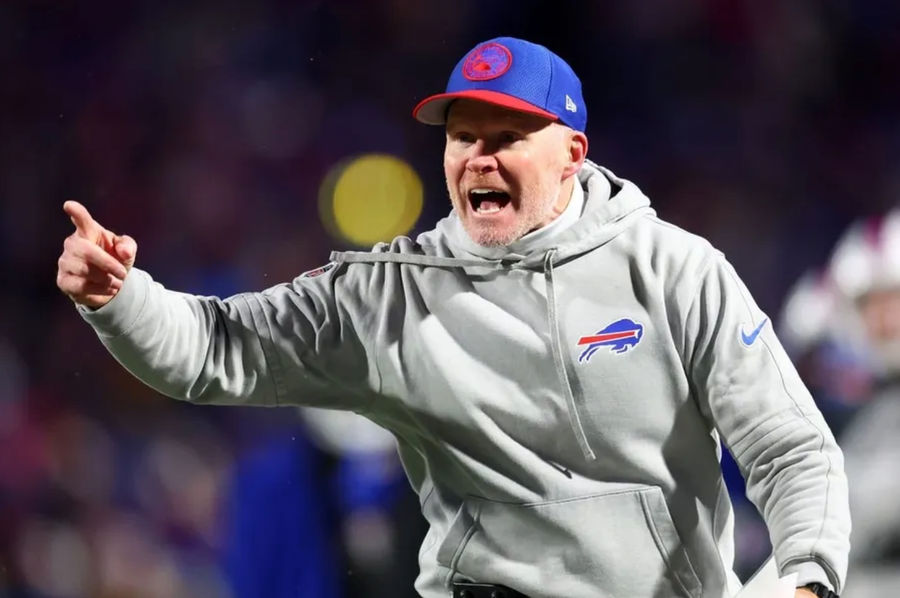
[56,201,137,308]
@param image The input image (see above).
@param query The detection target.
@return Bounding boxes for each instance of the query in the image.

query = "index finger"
[63,200,101,239]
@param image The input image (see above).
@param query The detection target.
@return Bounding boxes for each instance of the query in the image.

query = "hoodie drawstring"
[544,250,597,461]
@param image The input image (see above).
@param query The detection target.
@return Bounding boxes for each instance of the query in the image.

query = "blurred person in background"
[777,209,900,597]
[778,269,874,439]
[55,36,850,598]
[218,423,341,598]
[300,408,425,596]
[821,210,900,596]
[220,407,419,598]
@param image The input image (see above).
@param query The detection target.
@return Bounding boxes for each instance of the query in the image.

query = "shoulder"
[620,213,722,285]
[330,219,456,267]
[636,213,716,253]
[333,233,440,263]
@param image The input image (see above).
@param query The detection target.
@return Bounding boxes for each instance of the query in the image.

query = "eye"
[499,131,522,144]
[450,131,475,144]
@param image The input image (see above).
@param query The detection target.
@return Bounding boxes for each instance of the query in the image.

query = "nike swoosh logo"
[740,318,768,346]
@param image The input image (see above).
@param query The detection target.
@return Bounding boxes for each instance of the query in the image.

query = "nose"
[466,141,499,174]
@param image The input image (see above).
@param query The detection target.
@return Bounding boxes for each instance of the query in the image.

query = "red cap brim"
[412,89,559,125]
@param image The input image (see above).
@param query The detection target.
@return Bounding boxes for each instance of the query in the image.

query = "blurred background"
[2,0,900,596]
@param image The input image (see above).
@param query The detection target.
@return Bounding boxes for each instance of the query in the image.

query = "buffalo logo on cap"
[462,42,512,81]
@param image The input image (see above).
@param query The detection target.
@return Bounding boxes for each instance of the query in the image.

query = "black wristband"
[801,582,839,598]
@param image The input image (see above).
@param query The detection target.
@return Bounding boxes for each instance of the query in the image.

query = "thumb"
[113,235,137,270]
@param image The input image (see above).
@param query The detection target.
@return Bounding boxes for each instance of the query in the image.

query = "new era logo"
[565,94,577,112]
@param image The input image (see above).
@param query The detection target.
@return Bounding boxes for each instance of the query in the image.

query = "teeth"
[476,202,502,214]
[468,188,508,215]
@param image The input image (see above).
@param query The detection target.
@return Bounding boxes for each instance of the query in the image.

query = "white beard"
[447,177,564,247]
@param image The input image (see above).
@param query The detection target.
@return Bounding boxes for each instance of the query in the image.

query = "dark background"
[1,1,898,596]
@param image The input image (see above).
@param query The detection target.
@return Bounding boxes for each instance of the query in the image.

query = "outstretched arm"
[56,203,379,410]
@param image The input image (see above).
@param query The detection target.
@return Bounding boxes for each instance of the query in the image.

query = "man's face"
[859,288,900,372]
[444,100,584,247]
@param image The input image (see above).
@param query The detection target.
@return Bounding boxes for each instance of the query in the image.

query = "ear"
[562,130,588,178]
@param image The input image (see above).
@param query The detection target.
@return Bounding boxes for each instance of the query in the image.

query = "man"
[823,211,900,596]
[57,37,849,598]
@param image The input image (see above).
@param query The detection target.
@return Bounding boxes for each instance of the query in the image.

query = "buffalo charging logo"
[577,318,644,363]
[462,42,512,81]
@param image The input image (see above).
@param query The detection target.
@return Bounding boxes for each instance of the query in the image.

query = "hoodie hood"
[331,161,654,270]
[417,160,654,268]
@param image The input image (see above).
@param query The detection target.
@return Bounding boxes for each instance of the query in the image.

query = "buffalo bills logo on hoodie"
[577,318,644,363]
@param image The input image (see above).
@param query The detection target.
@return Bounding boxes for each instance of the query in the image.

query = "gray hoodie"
[80,161,850,597]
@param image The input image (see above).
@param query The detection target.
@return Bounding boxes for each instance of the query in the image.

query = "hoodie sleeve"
[77,266,380,410]
[681,252,850,593]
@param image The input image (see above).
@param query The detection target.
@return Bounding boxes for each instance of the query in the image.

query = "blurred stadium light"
[319,154,423,246]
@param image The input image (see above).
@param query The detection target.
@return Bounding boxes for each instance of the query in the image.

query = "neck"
[549,176,576,220]
[528,176,577,234]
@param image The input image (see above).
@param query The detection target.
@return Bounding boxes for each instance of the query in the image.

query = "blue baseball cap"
[413,37,586,132]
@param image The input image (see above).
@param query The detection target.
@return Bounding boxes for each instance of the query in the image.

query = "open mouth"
[468,188,511,215]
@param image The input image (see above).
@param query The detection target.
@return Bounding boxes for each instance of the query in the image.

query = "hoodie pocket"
[436,485,701,598]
